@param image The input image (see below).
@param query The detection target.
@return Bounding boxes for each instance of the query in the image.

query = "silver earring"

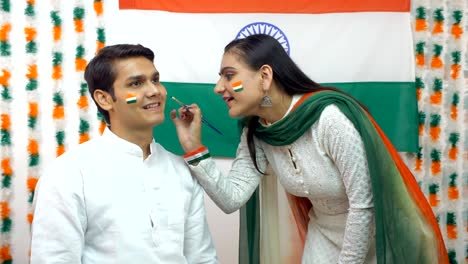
[260,94,273,107]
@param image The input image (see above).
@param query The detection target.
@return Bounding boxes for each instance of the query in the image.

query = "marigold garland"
[94,0,106,134]
[51,1,66,157]
[0,0,13,263]
[24,0,40,227]
[74,0,90,143]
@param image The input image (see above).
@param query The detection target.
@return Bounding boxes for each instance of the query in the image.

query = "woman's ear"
[94,89,113,111]
[259,64,273,91]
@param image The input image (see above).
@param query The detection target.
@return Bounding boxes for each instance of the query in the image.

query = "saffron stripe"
[183,146,208,158]
[119,0,410,13]
[185,149,210,162]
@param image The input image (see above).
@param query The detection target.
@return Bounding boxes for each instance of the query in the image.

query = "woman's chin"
[228,109,241,118]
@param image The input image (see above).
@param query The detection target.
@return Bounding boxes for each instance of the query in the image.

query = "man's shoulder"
[152,142,197,184]
[45,138,101,172]
[153,142,186,165]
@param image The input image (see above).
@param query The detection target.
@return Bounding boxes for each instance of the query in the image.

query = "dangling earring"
[260,92,273,107]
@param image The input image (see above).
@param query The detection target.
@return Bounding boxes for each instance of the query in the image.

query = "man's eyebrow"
[219,66,235,76]
[125,75,145,81]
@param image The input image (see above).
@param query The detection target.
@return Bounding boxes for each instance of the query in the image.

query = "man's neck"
[109,126,153,159]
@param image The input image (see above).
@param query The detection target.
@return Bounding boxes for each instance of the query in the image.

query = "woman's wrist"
[183,145,211,165]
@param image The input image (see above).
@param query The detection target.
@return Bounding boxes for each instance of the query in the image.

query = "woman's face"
[214,52,264,118]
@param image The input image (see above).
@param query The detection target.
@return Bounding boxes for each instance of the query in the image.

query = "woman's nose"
[214,80,225,94]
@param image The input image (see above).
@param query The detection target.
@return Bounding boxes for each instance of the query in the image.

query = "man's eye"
[151,78,159,84]
[130,81,142,87]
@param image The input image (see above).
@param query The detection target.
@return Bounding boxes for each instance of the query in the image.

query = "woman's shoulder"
[316,104,356,136]
[317,104,348,124]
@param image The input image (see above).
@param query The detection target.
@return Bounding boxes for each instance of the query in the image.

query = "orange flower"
[53,105,64,119]
[99,121,106,135]
[448,186,459,200]
[75,58,87,71]
[27,213,34,224]
[416,53,425,66]
[415,19,427,31]
[24,27,37,42]
[414,158,422,172]
[56,145,65,157]
[0,202,10,218]
[52,65,62,80]
[0,24,11,41]
[0,69,11,86]
[430,91,442,105]
[446,225,457,239]
[429,194,439,207]
[94,1,103,16]
[96,41,105,53]
[431,161,441,175]
[0,245,12,260]
[27,177,38,192]
[418,124,424,136]
[77,95,88,109]
[448,147,457,160]
[429,127,441,141]
[451,24,463,39]
[450,105,457,120]
[79,133,90,144]
[28,139,39,155]
[53,26,61,42]
[27,64,38,79]
[431,56,443,68]
[450,64,461,80]
[1,114,11,130]
[432,22,443,34]
[29,102,38,118]
[1,159,12,175]
[74,19,83,33]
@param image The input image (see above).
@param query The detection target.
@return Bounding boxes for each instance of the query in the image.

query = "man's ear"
[259,64,273,91]
[94,89,113,111]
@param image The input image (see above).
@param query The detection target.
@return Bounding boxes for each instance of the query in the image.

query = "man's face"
[108,56,166,131]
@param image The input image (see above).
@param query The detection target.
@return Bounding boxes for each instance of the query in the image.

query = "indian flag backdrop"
[112,0,417,157]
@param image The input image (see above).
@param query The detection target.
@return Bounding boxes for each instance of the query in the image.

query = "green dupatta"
[239,91,448,264]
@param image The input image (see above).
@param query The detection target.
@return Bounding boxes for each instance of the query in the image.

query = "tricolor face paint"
[232,81,243,92]
[126,93,137,104]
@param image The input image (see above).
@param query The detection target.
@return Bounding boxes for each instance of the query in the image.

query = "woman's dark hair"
[224,34,361,173]
[84,44,154,124]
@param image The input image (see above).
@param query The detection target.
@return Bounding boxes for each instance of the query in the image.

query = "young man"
[30,44,218,263]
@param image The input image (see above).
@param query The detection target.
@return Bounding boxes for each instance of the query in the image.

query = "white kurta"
[190,101,376,263]
[31,128,218,264]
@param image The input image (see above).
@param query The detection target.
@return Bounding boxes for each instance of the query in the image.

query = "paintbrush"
[171,96,223,136]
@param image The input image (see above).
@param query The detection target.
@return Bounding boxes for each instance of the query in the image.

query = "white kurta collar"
[101,127,156,159]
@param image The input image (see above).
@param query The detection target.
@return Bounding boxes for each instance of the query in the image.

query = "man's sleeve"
[183,179,219,264]
[30,158,87,264]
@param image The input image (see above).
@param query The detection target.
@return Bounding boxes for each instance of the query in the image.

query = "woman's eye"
[225,73,234,81]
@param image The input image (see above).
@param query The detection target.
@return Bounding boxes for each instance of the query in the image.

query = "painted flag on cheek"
[112,0,417,157]
[125,93,137,104]
[232,81,243,92]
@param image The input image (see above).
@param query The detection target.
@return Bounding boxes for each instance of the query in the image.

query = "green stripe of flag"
[154,81,417,157]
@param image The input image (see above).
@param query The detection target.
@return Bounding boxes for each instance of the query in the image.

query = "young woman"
[171,34,448,264]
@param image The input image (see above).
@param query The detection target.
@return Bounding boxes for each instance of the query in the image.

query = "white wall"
[4,1,238,263]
